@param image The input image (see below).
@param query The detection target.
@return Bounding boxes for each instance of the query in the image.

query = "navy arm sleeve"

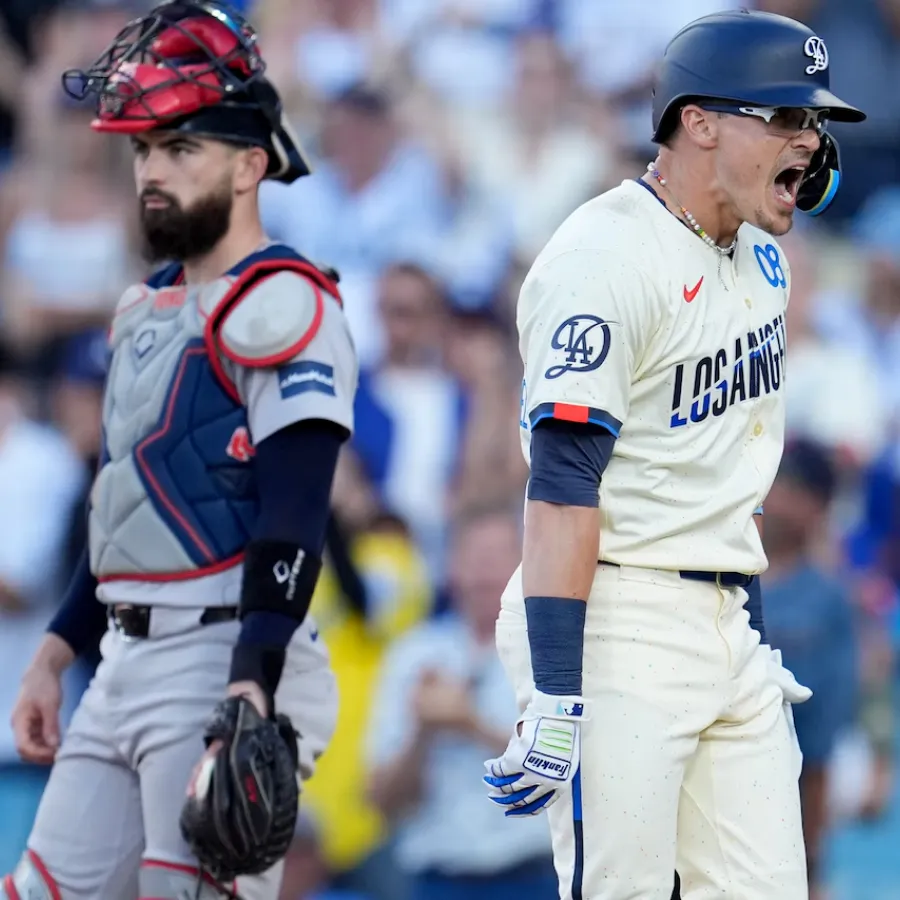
[527,419,617,507]
[230,419,346,692]
[46,550,106,657]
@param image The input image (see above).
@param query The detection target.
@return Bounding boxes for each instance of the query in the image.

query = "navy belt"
[680,570,754,588]
[599,562,754,588]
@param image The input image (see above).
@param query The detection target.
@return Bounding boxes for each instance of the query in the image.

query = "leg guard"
[139,860,239,900]
[1,850,62,900]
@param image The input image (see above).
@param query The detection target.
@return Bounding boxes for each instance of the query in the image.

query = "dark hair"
[777,438,838,506]
[330,82,392,117]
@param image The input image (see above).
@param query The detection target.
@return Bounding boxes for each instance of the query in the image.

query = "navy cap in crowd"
[58,328,110,387]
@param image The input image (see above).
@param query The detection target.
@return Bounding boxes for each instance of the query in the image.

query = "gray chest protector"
[89,251,341,581]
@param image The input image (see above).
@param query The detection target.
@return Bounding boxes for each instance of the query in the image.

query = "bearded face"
[138,171,234,264]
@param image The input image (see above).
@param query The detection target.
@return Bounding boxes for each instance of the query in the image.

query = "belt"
[680,570,755,588]
[108,604,238,639]
[599,562,754,588]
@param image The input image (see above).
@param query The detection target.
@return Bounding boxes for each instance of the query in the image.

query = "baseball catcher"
[2,2,352,898]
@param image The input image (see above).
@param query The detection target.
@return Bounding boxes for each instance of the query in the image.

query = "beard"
[139,176,233,264]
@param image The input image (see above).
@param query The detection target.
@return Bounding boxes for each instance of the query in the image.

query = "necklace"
[646,162,737,256]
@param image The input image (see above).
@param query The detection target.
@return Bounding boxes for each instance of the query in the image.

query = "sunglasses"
[700,103,829,137]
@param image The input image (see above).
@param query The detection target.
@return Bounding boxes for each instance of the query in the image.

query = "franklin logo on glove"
[483,690,590,817]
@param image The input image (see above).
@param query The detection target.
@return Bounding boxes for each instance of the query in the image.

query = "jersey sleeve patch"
[528,402,623,437]
[277,360,336,399]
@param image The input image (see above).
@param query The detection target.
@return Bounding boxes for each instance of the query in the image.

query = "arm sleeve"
[232,300,359,446]
[229,420,347,693]
[518,249,657,439]
[527,419,617,508]
[46,550,106,658]
[251,419,345,549]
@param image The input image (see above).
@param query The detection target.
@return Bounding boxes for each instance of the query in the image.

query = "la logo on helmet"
[804,36,828,74]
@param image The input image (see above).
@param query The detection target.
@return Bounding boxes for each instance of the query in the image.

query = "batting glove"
[483,690,589,817]
[766,646,812,704]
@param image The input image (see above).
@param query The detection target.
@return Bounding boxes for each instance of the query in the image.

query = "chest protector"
[89,244,340,581]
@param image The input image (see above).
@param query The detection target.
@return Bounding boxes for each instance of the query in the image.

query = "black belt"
[599,562,754,588]
[680,570,755,588]
[108,604,238,639]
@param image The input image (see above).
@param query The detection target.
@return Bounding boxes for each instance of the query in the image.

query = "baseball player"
[482,10,866,900]
[2,3,355,899]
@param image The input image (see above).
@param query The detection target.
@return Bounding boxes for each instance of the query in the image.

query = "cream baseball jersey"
[518,179,790,574]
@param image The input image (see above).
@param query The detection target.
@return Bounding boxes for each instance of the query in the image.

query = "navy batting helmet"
[651,9,865,216]
[61,1,312,184]
[651,9,865,144]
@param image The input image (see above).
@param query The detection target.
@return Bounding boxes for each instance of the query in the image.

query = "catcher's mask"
[61,0,311,184]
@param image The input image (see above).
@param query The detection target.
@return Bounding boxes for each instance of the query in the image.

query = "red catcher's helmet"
[62,1,311,183]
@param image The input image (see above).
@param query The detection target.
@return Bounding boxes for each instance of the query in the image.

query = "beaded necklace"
[646,162,737,256]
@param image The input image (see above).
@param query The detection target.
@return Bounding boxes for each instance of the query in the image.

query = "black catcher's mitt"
[180,696,300,881]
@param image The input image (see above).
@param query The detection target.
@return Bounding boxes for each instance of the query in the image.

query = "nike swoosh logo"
[683,277,703,303]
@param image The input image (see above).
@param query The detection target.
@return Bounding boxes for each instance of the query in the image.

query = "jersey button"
[744,297,753,309]
[753,422,763,437]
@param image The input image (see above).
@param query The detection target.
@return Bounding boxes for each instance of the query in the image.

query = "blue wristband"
[524,596,586,695]
[745,576,767,643]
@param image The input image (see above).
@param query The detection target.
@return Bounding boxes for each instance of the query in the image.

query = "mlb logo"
[559,702,584,718]
[226,426,255,463]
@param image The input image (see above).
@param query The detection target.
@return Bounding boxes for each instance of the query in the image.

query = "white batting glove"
[483,690,589,817]
[766,646,812,704]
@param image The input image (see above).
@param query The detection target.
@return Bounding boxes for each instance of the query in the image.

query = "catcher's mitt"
[180,696,300,881]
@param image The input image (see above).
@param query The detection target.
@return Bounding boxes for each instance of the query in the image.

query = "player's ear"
[233,146,269,195]
[680,105,718,150]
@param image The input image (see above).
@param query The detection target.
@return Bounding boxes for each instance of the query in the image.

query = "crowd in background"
[0,0,899,898]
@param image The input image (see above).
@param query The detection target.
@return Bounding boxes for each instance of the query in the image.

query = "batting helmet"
[651,9,865,144]
[61,1,311,184]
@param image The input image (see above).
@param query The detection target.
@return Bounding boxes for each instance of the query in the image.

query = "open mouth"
[773,165,806,209]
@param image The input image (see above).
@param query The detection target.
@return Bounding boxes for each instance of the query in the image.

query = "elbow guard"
[240,539,323,622]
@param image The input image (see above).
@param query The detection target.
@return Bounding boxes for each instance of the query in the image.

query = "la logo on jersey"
[669,315,786,428]
[545,314,611,379]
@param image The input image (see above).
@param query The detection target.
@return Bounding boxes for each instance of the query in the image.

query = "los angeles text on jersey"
[669,314,786,428]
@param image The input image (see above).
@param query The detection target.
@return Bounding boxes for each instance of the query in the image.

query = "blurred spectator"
[0,86,135,368]
[450,31,614,269]
[816,188,900,593]
[279,810,372,900]
[383,0,544,112]
[366,504,556,900]
[284,0,390,103]
[779,231,890,468]
[553,0,738,152]
[260,83,452,365]
[0,338,86,873]
[443,309,528,515]
[48,327,109,582]
[758,0,900,223]
[814,187,900,429]
[0,0,62,167]
[303,512,432,900]
[349,263,469,577]
[762,440,859,898]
